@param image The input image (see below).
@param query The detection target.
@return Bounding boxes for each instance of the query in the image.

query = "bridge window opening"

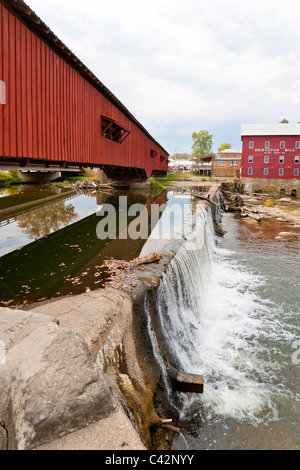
[101,116,130,144]
[150,150,158,159]
[160,155,166,162]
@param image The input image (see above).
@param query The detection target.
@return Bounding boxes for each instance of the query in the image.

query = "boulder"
[278,198,291,203]
[275,232,291,239]
[0,308,115,450]
[247,213,262,222]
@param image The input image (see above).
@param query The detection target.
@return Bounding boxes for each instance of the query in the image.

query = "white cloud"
[27,0,300,152]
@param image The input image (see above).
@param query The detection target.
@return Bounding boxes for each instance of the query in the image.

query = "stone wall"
[241,177,300,195]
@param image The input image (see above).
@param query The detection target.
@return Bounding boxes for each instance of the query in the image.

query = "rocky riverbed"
[223,190,300,238]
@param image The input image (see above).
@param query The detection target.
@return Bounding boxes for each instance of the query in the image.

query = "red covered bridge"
[0,0,169,183]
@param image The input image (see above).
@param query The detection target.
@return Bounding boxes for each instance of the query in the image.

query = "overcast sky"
[27,0,300,155]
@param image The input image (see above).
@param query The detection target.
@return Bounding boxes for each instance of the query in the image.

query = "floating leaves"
[103,253,163,291]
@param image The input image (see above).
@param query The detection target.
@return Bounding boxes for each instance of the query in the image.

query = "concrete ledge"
[18,171,62,183]
[0,306,118,450]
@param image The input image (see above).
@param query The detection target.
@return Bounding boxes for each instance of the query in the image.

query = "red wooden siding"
[242,135,300,180]
[0,3,169,178]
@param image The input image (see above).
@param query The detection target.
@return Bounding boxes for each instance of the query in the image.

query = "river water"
[0,184,192,307]
[1,184,299,450]
[169,209,300,450]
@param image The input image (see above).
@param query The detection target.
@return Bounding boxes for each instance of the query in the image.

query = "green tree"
[192,130,213,160]
[218,142,232,152]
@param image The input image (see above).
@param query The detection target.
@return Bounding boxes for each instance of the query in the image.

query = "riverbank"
[222,189,300,230]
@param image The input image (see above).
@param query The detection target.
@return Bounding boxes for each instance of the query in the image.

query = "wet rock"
[247,213,262,222]
[244,198,260,204]
[278,198,291,203]
[275,232,291,239]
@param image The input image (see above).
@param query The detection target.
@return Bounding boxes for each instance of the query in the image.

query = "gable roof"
[241,123,300,137]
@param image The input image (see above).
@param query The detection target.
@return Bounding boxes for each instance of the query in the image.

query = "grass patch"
[150,172,211,188]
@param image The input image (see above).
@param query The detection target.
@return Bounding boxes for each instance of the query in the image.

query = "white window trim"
[248,156,253,163]
[280,141,285,149]
[279,156,285,164]
[279,168,284,176]
[294,168,299,176]
[264,168,269,175]
[248,168,253,175]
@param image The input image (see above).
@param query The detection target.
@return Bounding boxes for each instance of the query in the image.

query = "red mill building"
[0,0,169,183]
[241,124,300,196]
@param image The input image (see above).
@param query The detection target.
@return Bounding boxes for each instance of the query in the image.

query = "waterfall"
[154,197,286,426]
[155,205,217,375]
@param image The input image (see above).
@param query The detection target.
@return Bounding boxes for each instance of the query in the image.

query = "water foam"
[155,204,295,425]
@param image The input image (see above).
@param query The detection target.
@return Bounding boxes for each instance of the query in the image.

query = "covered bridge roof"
[1,0,169,155]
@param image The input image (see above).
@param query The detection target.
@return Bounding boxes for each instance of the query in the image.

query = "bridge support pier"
[18,171,61,183]
[96,169,150,190]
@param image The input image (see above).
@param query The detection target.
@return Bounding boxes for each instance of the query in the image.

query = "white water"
[155,205,298,427]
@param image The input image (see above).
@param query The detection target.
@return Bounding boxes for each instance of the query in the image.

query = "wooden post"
[169,366,204,394]
[173,371,204,394]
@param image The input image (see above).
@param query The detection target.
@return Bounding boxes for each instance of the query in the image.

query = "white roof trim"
[218,149,242,154]
[241,123,300,136]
